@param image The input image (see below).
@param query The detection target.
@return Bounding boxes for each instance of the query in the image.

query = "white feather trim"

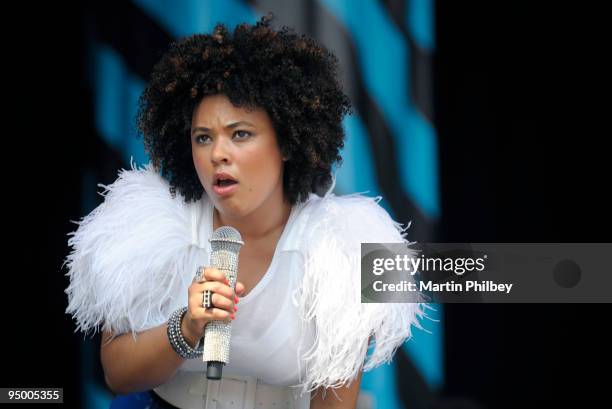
[63,159,432,393]
[64,160,196,340]
[293,190,433,396]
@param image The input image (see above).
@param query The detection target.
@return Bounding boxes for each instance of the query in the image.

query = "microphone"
[204,226,244,380]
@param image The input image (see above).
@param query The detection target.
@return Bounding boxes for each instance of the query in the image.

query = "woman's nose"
[210,138,231,164]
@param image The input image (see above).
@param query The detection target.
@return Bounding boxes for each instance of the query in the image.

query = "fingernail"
[234,306,238,312]
[231,313,235,319]
[235,296,239,303]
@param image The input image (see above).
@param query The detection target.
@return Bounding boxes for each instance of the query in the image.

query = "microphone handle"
[207,360,224,380]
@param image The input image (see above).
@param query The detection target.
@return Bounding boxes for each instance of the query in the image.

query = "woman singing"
[65,14,429,409]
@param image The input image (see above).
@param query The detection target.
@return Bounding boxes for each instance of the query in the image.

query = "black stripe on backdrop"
[382,0,435,123]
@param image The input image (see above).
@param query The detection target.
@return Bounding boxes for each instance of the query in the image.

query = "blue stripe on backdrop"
[334,113,383,198]
[93,44,148,166]
[403,304,444,391]
[319,0,440,220]
[360,363,406,409]
[133,0,257,37]
[407,0,435,51]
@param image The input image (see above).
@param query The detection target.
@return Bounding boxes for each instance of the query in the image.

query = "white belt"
[153,370,311,409]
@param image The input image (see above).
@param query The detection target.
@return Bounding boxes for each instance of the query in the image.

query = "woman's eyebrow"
[191,121,255,135]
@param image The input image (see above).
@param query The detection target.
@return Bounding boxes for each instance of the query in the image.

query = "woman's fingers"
[202,267,227,283]
[196,280,237,315]
[201,268,243,295]
[204,307,233,322]
[198,280,234,301]
[210,292,234,311]
[185,267,241,336]
[188,306,232,324]
[191,267,243,319]
[236,281,245,297]
[201,267,245,298]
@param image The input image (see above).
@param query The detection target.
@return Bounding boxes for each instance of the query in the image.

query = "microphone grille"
[210,226,244,251]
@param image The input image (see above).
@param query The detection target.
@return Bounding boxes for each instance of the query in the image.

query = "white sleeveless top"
[179,196,316,387]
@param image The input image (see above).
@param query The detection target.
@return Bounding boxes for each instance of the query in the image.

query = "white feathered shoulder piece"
[293,190,431,395]
[64,161,195,340]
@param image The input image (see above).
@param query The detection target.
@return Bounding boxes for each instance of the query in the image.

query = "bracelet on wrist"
[167,306,204,359]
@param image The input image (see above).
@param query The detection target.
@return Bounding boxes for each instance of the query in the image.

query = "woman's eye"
[195,132,250,144]
[195,135,211,144]
[233,130,252,140]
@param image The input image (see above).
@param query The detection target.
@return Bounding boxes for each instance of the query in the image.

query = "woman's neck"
[213,197,292,242]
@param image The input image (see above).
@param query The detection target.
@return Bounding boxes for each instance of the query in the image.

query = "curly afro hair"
[135,14,352,205]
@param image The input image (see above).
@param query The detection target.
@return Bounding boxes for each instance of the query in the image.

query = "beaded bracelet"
[167,306,204,359]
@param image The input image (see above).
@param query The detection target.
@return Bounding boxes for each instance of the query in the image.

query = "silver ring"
[194,267,205,283]
[202,290,213,309]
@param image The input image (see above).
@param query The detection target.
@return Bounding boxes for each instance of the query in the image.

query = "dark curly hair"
[135,14,352,205]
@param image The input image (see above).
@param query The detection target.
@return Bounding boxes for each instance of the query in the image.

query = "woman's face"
[191,94,286,219]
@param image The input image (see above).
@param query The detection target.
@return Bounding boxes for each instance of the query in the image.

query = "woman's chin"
[214,202,247,222]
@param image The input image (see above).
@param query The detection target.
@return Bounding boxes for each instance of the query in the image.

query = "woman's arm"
[309,335,372,408]
[101,268,244,395]
[100,320,199,395]
[309,368,363,409]
[100,267,245,394]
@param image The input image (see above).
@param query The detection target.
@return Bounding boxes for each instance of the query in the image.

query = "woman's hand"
[182,267,246,347]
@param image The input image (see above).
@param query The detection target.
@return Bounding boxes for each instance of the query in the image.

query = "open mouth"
[212,172,239,193]
[215,178,238,187]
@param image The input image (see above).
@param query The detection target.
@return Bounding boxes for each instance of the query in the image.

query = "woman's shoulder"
[97,160,183,208]
[64,160,196,337]
[291,191,425,395]
[298,191,409,244]
[90,160,196,233]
